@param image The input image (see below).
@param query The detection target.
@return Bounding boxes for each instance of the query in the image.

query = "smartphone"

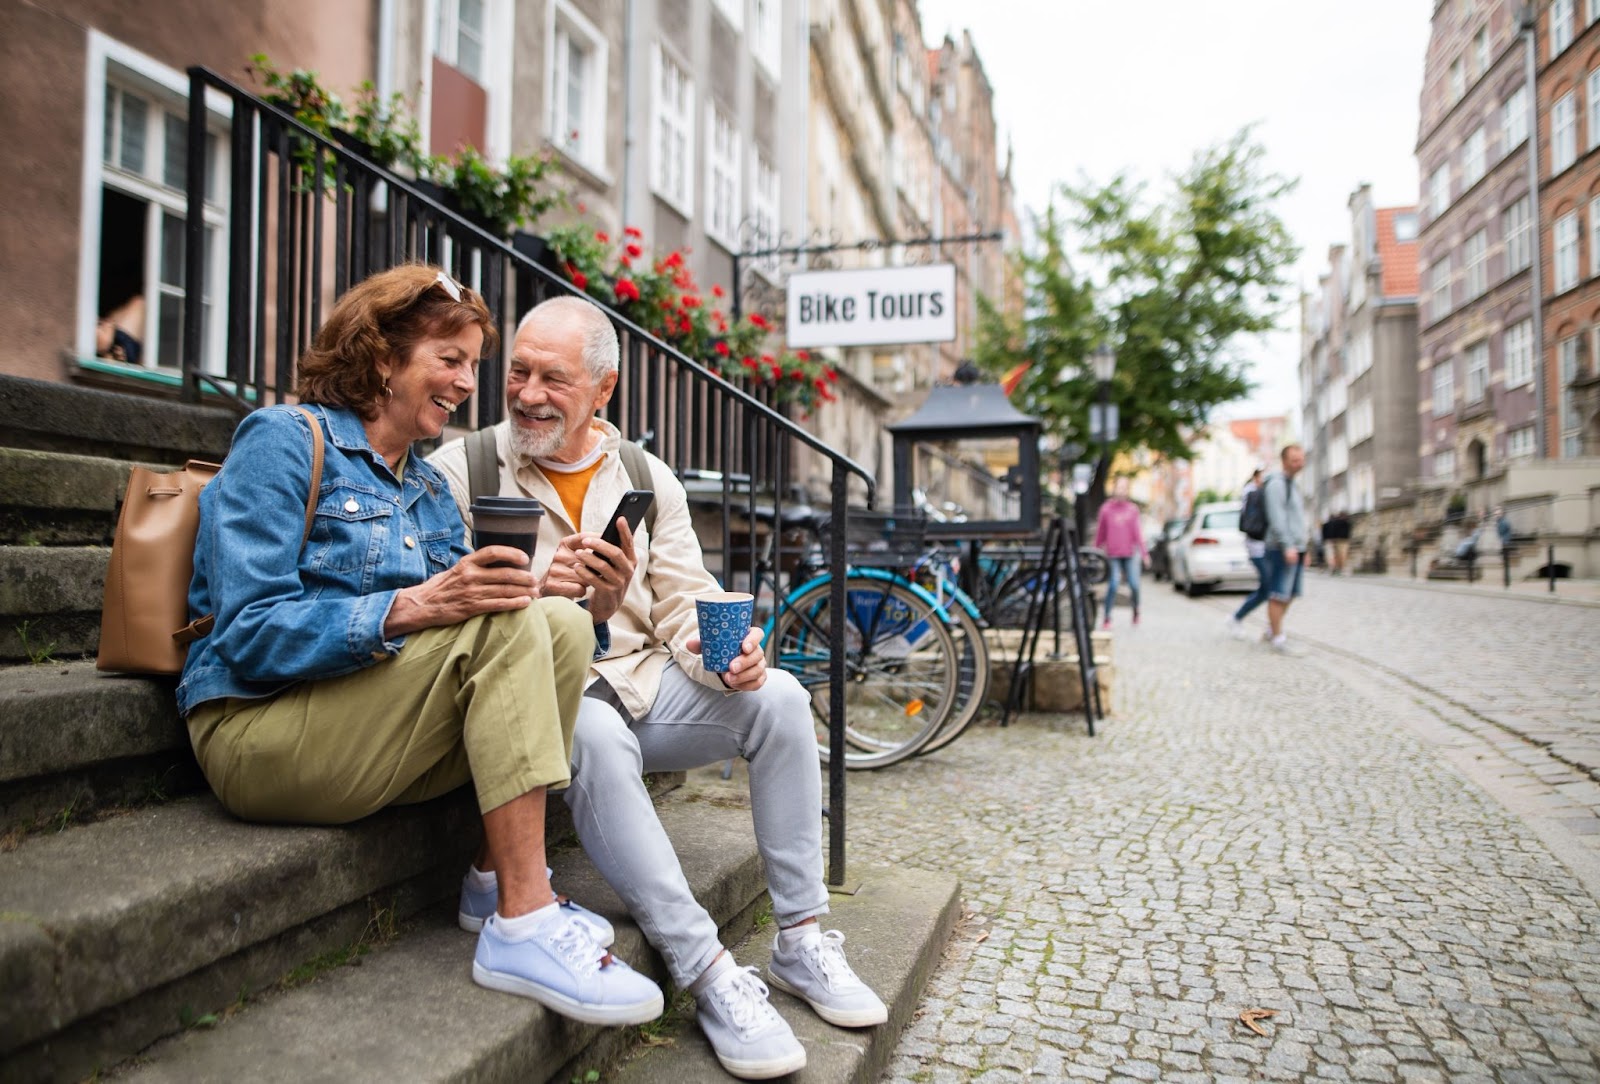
[597,490,655,556]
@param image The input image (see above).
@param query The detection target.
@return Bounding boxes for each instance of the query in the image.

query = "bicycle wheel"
[992,572,1098,640]
[1077,547,1111,586]
[915,599,992,755]
[768,577,957,769]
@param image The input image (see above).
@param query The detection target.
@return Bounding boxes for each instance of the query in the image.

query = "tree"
[974,130,1298,519]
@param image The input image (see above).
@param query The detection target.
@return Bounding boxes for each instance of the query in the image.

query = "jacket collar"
[310,403,449,491]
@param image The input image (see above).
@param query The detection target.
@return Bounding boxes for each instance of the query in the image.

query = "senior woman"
[177,264,661,1026]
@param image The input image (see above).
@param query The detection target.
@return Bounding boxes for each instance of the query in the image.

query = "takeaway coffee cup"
[695,591,756,673]
[470,496,543,567]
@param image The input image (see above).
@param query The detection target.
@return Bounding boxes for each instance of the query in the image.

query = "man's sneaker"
[1269,636,1308,657]
[459,868,615,946]
[1226,616,1248,640]
[767,928,888,1027]
[696,965,808,1079]
[472,911,662,1026]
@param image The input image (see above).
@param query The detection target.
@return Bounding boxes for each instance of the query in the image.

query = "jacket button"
[344,498,360,512]
[404,535,416,548]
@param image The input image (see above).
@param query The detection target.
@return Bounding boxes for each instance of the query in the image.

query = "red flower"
[820,386,837,402]
[673,271,694,289]
[715,340,731,356]
[789,368,803,380]
[814,377,827,390]
[680,316,694,334]
[626,243,643,259]
[749,313,770,330]
[741,355,760,370]
[761,353,775,365]
[595,231,610,243]
[768,361,783,379]
[711,285,725,298]
[681,295,701,309]
[571,270,589,290]
[620,255,633,269]
[615,278,641,303]
[715,318,728,332]
[825,368,839,382]
[796,350,811,361]
[624,225,643,239]
[664,251,684,269]
[576,201,588,213]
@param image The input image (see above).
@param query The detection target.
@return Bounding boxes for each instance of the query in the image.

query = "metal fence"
[180,67,875,883]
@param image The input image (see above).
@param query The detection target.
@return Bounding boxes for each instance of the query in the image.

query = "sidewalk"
[1337,567,1600,608]
[824,583,1600,1082]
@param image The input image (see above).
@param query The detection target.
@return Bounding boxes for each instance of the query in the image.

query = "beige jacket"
[428,418,726,718]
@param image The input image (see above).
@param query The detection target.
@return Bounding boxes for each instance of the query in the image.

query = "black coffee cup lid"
[470,495,543,514]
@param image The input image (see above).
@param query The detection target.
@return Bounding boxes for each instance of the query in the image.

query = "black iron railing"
[181,67,875,883]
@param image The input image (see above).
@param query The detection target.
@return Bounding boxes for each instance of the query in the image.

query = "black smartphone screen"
[599,490,655,552]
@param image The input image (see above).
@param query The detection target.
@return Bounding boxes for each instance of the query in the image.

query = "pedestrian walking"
[1226,467,1269,639]
[1263,444,1309,655]
[1094,476,1147,628]
[1322,509,1352,575]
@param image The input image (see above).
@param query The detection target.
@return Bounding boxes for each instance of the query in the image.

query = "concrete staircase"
[0,373,958,1082]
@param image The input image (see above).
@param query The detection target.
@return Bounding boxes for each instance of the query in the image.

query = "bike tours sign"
[785,264,957,349]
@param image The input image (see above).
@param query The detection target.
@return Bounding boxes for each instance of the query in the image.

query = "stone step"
[0,373,237,464]
[0,791,481,1078]
[0,545,110,662]
[0,446,143,546]
[0,660,197,835]
[101,788,774,1084]
[603,864,961,1084]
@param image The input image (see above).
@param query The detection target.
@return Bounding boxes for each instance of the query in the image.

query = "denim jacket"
[176,404,467,716]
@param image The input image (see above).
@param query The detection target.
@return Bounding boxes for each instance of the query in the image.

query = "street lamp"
[1090,341,1117,485]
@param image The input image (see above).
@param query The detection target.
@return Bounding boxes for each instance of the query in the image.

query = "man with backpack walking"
[1227,467,1269,639]
[1261,444,1309,655]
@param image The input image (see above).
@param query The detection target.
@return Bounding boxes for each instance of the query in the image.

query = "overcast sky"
[916,0,1434,423]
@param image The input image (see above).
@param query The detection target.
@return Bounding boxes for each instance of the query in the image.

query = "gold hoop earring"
[381,381,393,400]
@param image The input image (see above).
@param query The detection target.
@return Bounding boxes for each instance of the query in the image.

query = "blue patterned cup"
[695,591,756,673]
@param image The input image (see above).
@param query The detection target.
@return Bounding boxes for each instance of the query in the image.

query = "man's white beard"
[508,408,569,461]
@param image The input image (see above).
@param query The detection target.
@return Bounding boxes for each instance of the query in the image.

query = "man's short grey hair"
[516,295,619,380]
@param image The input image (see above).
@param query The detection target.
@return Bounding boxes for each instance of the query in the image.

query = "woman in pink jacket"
[1093,476,1147,627]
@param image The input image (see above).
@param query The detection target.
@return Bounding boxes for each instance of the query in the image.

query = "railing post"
[182,69,209,403]
[1503,545,1512,589]
[827,469,848,887]
[1549,544,1557,593]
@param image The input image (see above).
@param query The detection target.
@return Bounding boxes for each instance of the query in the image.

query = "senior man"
[430,295,885,1079]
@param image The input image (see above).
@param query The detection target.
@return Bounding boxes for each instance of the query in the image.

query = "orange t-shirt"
[538,460,605,533]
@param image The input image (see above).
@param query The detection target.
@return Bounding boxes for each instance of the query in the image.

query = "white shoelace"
[711,966,784,1035]
[802,929,864,991]
[546,915,607,977]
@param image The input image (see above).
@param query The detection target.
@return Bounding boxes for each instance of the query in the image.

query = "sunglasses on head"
[432,270,464,303]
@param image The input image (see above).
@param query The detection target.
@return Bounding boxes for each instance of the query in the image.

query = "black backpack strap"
[464,427,498,502]
[617,440,659,535]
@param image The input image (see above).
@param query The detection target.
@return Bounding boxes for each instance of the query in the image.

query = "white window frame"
[1429,257,1452,322]
[1504,196,1532,272]
[1475,27,1491,75]
[1449,56,1466,102]
[1504,318,1534,388]
[751,0,783,82]
[1433,360,1455,417]
[747,147,780,275]
[1552,91,1577,174]
[1434,449,1457,480]
[1552,0,1575,55]
[1428,164,1450,219]
[1590,0,1600,24]
[1554,211,1580,293]
[77,31,231,375]
[649,43,696,218]
[435,0,487,82]
[544,0,610,180]
[1502,84,1528,151]
[1463,126,1487,187]
[1506,426,1536,460]
[1560,335,1582,458]
[1589,69,1600,151]
[710,0,743,30]
[1464,229,1488,297]
[1592,196,1600,277]
[703,102,742,252]
[1465,340,1490,403]
[426,0,513,159]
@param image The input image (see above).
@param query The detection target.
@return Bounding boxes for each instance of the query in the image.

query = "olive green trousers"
[186,599,592,824]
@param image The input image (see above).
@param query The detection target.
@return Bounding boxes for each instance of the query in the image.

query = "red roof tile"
[1376,206,1420,299]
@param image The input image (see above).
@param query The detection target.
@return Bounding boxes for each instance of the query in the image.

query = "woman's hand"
[384,547,538,637]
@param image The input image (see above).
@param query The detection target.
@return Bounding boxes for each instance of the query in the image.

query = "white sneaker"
[1226,616,1248,640]
[1269,636,1307,657]
[696,964,807,1079]
[472,911,662,1026]
[767,928,887,1027]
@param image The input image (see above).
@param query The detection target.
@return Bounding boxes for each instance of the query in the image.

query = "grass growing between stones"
[280,897,402,990]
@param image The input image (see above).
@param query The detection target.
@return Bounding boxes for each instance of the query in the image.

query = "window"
[546,1,609,176]
[1504,318,1534,388]
[1428,164,1450,219]
[1475,27,1491,75]
[1349,396,1375,445]
[1503,196,1531,272]
[1590,69,1600,151]
[1506,426,1536,459]
[710,0,743,30]
[435,0,486,82]
[747,148,779,273]
[1590,0,1600,24]
[1394,211,1419,242]
[1592,196,1600,276]
[650,45,695,216]
[1560,335,1582,457]
[1433,360,1455,417]
[1449,57,1466,102]
[1463,127,1487,187]
[1429,257,1452,322]
[1348,330,1373,377]
[704,104,742,250]
[1465,340,1490,403]
[1552,91,1577,174]
[1464,229,1488,297]
[1552,0,1575,55]
[752,0,782,80]
[1434,449,1457,479]
[1502,84,1528,150]
[85,40,229,375]
[1554,211,1580,292]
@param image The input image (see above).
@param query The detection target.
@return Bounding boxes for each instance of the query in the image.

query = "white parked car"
[1170,501,1257,596]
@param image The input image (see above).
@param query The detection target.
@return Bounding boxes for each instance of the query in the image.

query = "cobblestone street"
[849,577,1600,1082]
